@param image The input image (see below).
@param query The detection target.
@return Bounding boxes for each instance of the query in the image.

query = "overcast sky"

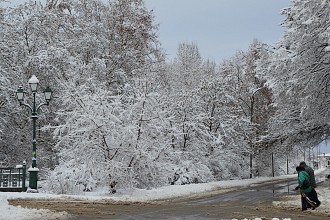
[144,0,290,61]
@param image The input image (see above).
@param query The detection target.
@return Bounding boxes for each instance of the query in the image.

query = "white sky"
[318,140,330,154]
[144,0,290,61]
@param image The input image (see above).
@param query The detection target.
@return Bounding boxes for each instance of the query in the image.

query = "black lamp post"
[16,75,52,191]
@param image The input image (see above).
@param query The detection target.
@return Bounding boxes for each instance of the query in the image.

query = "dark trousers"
[301,189,320,210]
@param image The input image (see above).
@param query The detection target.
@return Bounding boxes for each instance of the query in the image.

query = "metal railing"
[0,163,27,192]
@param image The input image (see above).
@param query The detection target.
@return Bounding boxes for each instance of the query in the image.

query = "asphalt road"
[77,179,327,220]
[9,171,330,220]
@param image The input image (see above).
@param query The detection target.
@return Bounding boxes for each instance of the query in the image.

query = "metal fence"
[0,165,26,192]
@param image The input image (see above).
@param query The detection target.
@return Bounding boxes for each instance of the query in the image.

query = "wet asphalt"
[77,172,330,220]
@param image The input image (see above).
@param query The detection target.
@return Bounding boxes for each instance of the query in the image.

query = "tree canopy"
[0,0,328,193]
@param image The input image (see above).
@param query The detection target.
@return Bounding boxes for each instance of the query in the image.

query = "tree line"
[0,0,328,193]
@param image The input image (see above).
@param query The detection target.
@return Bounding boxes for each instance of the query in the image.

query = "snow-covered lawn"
[0,168,329,220]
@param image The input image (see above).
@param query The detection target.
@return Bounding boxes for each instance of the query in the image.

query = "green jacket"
[298,170,312,193]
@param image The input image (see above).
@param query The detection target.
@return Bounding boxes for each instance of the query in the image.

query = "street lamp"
[16,75,52,191]
[249,86,266,178]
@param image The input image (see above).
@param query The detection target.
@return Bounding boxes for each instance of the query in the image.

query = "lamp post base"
[28,167,39,191]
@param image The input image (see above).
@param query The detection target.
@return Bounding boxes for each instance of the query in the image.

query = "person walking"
[299,161,316,188]
[299,161,321,209]
[295,166,321,211]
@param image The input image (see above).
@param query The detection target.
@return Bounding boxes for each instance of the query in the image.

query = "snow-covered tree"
[258,0,330,151]
[43,0,165,193]
[4,0,323,192]
[217,40,275,176]
[0,1,50,166]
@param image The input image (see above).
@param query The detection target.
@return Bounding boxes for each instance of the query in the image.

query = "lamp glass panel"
[29,83,38,92]
[16,87,24,101]
[44,87,52,101]
[44,91,52,101]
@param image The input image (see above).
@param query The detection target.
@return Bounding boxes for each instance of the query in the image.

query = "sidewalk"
[273,171,330,216]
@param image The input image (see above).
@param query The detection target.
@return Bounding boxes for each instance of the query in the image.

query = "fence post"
[22,161,26,191]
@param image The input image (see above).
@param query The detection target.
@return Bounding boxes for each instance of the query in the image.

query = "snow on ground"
[273,168,330,215]
[273,182,330,214]
[0,168,329,220]
[0,195,70,220]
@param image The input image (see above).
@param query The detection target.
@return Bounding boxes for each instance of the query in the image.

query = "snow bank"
[0,195,70,220]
